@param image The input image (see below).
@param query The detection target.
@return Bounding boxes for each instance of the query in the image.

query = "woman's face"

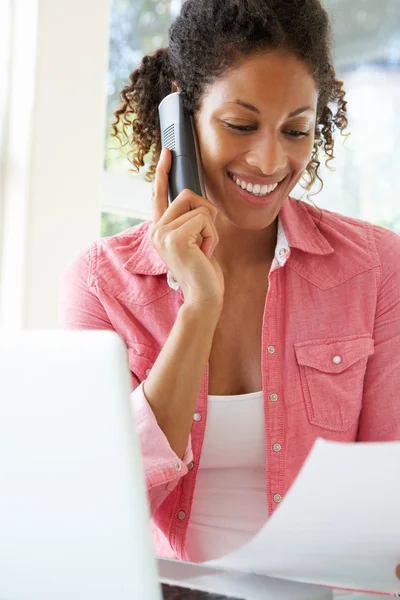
[194,49,318,229]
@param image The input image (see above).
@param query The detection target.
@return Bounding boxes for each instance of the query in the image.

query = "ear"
[171,80,180,93]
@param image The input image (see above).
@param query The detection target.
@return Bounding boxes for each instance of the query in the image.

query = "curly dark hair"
[112,0,349,194]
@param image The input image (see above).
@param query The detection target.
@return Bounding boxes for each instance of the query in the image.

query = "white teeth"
[232,175,279,197]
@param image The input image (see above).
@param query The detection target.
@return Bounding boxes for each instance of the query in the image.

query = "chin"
[218,205,280,231]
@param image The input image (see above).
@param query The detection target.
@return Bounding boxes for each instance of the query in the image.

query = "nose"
[246,133,287,176]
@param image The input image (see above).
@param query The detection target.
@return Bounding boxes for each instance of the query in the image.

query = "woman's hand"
[150,147,225,309]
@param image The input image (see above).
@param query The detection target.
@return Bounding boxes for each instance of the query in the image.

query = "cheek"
[199,131,232,171]
[289,138,315,171]
[196,115,242,173]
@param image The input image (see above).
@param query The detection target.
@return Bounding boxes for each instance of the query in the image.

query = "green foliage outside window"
[105,0,174,174]
[101,213,145,237]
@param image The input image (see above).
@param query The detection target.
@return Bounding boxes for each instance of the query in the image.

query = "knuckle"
[192,212,204,223]
[150,226,162,247]
[196,206,210,218]
[163,232,173,249]
[147,223,155,239]
[209,206,218,219]
[179,188,193,202]
[164,230,180,252]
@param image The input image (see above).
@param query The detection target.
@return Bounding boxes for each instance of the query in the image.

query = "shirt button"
[178,510,186,520]
[174,462,182,472]
[166,482,175,491]
[268,346,275,355]
[193,412,202,422]
[167,270,180,290]
[279,248,288,257]
[274,494,282,503]
[273,443,282,452]
[270,393,278,402]
[188,461,194,470]
[332,355,342,365]
[145,368,151,376]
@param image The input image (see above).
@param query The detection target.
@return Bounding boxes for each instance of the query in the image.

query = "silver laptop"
[0,330,163,600]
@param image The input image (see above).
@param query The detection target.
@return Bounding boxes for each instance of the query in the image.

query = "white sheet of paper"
[204,438,400,595]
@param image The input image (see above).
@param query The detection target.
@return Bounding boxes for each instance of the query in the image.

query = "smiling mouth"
[227,171,288,205]
[228,172,286,198]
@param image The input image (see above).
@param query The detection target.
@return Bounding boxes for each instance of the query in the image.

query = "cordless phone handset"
[158,92,206,204]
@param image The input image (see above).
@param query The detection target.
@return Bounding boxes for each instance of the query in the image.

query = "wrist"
[179,299,223,323]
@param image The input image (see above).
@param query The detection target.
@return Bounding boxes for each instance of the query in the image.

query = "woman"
[60,0,400,571]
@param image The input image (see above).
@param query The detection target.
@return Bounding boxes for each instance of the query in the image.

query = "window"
[102,0,183,235]
[104,0,400,234]
[101,213,144,237]
[300,0,400,232]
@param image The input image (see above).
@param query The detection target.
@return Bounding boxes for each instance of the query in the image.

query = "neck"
[212,215,278,276]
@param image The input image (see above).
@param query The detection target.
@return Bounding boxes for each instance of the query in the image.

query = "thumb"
[152,148,171,223]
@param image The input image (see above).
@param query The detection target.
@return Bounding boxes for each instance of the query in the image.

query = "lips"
[227,172,286,207]
[228,171,284,188]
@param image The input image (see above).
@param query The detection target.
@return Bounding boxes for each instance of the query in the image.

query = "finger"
[157,207,219,255]
[165,206,218,236]
[172,212,216,260]
[157,188,219,228]
[152,148,172,224]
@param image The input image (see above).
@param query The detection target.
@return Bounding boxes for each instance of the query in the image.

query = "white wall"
[0,0,110,330]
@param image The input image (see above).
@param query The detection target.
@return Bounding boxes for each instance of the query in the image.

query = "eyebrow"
[228,100,314,117]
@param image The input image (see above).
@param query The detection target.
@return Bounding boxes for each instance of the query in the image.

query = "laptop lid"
[0,330,162,600]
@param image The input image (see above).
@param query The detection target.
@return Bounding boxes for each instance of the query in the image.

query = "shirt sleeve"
[132,383,194,513]
[357,226,400,441]
[59,247,193,513]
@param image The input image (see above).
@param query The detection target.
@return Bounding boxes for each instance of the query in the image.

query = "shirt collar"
[279,196,334,256]
[123,196,334,276]
[123,221,168,276]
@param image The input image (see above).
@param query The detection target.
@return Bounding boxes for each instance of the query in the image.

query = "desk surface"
[158,558,398,600]
[161,585,396,599]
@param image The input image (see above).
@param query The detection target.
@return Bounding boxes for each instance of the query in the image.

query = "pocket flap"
[294,335,374,374]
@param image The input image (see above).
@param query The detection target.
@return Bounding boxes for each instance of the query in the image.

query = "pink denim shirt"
[59,196,400,562]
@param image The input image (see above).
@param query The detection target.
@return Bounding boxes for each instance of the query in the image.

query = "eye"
[285,130,310,138]
[223,122,310,138]
[223,122,256,133]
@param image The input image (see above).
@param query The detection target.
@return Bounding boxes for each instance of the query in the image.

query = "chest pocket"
[294,334,374,432]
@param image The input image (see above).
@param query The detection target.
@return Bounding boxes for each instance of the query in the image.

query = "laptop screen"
[161,583,245,599]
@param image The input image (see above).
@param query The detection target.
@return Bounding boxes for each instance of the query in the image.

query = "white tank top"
[184,390,267,562]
